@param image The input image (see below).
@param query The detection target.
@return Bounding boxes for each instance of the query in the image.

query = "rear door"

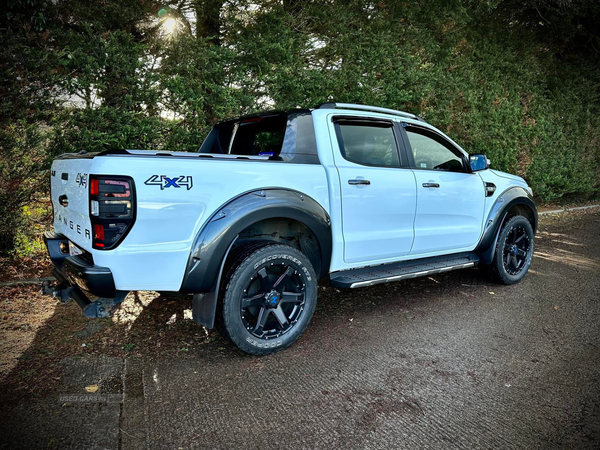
[331,117,417,264]
[400,123,485,256]
[50,157,94,250]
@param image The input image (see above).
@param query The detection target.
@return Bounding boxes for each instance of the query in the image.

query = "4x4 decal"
[76,173,87,188]
[145,175,193,190]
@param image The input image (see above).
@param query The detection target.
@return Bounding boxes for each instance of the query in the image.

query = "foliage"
[0,121,52,254]
[0,0,599,254]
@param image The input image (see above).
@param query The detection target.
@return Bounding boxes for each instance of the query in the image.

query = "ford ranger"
[43,103,537,354]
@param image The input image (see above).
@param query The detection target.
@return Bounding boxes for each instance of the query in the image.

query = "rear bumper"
[44,231,116,298]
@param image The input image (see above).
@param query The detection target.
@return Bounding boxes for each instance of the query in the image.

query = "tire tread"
[220,243,317,355]
[479,215,534,285]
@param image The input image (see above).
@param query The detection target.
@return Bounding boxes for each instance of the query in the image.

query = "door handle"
[58,194,69,207]
[348,179,370,185]
[422,182,440,188]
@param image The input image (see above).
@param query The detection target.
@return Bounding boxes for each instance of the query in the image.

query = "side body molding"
[180,189,332,294]
[475,186,538,265]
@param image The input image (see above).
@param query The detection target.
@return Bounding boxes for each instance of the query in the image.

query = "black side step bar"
[330,253,479,288]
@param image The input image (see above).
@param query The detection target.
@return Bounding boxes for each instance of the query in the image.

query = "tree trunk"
[195,0,224,45]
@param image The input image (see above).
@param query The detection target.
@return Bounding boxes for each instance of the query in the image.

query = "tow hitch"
[41,269,126,318]
[41,274,72,304]
[43,232,127,318]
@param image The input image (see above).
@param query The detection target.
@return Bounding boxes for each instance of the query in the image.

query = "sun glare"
[162,18,178,35]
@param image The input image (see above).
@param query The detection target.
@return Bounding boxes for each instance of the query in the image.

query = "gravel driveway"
[1,211,599,449]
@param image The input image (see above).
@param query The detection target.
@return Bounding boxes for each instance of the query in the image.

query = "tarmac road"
[1,210,599,449]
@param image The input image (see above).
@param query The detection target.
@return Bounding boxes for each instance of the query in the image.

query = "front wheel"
[480,215,535,285]
[220,244,318,355]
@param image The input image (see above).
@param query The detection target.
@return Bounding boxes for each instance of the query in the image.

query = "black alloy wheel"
[220,243,317,355]
[502,225,531,276]
[241,263,307,339]
[480,214,535,285]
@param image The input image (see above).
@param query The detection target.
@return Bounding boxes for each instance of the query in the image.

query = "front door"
[331,117,417,264]
[401,124,485,256]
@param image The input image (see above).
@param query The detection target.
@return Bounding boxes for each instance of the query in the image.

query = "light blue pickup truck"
[44,103,537,354]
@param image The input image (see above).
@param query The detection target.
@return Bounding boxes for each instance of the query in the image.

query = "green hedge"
[1,0,599,255]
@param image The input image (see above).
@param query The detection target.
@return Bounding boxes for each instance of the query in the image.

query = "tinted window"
[198,112,319,164]
[198,124,234,154]
[229,117,287,156]
[337,123,400,167]
[405,129,464,172]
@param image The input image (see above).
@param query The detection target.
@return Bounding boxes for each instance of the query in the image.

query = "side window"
[336,122,400,167]
[405,128,465,172]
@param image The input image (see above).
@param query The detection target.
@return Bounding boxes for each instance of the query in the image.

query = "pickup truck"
[44,103,537,355]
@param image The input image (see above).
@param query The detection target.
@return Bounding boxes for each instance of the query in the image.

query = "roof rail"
[317,102,425,122]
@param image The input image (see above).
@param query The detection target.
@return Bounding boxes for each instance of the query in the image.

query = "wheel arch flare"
[180,189,332,294]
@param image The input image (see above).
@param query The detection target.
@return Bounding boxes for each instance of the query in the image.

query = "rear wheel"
[480,215,535,285]
[220,244,317,355]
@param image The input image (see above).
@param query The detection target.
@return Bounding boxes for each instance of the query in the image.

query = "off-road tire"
[480,215,534,285]
[219,243,318,355]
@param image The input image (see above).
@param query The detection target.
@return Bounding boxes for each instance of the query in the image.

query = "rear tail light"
[93,224,105,248]
[90,178,99,196]
[89,175,135,250]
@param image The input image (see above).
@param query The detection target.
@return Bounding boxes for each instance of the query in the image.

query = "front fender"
[475,186,537,265]
[179,189,332,294]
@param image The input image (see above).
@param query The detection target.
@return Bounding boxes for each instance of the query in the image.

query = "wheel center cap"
[264,290,280,308]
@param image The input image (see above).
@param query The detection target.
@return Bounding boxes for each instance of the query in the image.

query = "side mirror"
[469,154,490,171]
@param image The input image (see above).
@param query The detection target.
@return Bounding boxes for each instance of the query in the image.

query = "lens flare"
[162,18,178,35]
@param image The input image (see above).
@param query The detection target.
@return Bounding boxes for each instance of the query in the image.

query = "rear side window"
[335,122,400,167]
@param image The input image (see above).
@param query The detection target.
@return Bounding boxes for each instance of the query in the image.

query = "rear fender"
[180,189,332,295]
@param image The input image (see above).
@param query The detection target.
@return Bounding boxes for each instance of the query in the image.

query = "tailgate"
[51,158,94,250]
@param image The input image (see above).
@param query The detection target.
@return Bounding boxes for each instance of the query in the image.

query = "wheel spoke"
[254,307,270,334]
[504,243,513,252]
[257,267,272,292]
[515,232,525,243]
[280,292,303,303]
[272,306,289,329]
[273,266,294,290]
[241,256,310,339]
[508,228,516,244]
[516,248,527,257]
[511,254,519,268]
[242,293,264,308]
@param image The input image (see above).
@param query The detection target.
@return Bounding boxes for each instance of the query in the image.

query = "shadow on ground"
[0,211,599,449]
